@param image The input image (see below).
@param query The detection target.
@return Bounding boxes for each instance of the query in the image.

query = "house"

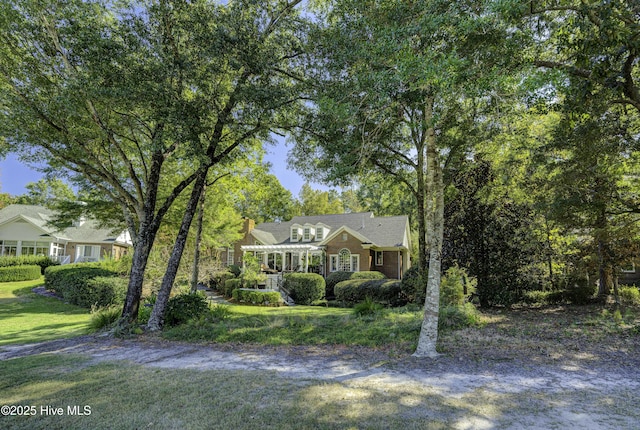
[620,260,640,285]
[0,204,133,264]
[223,212,411,280]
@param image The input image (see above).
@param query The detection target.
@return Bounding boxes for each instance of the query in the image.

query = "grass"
[163,304,425,354]
[2,348,638,429]
[0,278,91,346]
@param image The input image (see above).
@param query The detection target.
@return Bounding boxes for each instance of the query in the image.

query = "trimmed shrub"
[44,263,120,308]
[210,270,236,291]
[165,293,209,327]
[400,266,425,304]
[335,279,404,306]
[232,288,284,306]
[325,271,386,298]
[0,255,59,274]
[0,265,41,282]
[83,276,128,308]
[619,286,640,306]
[223,278,242,298]
[283,273,325,305]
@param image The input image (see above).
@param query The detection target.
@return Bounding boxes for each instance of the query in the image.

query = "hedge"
[165,293,210,326]
[210,270,236,291]
[282,273,325,305]
[232,288,283,306]
[325,271,386,298]
[44,263,122,308]
[0,255,59,274]
[223,278,242,298]
[0,265,42,282]
[334,279,405,306]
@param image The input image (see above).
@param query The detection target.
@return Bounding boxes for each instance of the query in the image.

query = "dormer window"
[303,227,311,241]
[316,227,324,240]
[291,225,302,242]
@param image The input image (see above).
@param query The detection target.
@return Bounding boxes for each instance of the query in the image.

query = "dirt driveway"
[1,334,638,429]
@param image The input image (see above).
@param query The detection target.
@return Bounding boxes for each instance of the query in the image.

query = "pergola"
[240,244,324,274]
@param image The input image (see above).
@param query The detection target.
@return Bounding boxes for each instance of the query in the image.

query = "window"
[375,251,383,266]
[303,227,311,241]
[621,262,636,273]
[227,249,235,265]
[339,249,351,271]
[21,241,50,256]
[1,240,17,256]
[291,228,299,241]
[316,227,324,240]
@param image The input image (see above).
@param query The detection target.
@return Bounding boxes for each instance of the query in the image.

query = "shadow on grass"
[1,354,637,430]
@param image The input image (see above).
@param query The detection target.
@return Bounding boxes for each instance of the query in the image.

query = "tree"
[0,0,307,328]
[295,183,343,216]
[14,179,75,208]
[291,0,514,356]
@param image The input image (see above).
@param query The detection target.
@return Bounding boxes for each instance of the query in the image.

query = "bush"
[0,265,42,282]
[283,273,325,305]
[223,278,242,298]
[353,296,384,316]
[522,289,566,306]
[440,265,476,307]
[439,303,483,331]
[165,293,210,327]
[44,263,121,308]
[0,255,59,274]
[232,288,284,306]
[564,284,597,305]
[400,266,425,304]
[89,306,122,331]
[325,271,386,299]
[210,270,236,291]
[335,279,404,306]
[619,286,640,306]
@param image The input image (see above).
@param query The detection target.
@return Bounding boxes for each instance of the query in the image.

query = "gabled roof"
[0,204,132,245]
[249,212,410,249]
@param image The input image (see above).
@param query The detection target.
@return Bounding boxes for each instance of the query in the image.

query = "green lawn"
[0,278,91,345]
[163,303,424,354]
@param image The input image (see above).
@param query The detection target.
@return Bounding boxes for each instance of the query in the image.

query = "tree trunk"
[147,169,208,331]
[121,228,155,322]
[414,98,443,358]
[190,183,207,294]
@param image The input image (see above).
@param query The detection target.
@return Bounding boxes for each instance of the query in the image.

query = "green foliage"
[438,303,483,331]
[283,273,325,305]
[211,270,237,291]
[0,265,41,282]
[137,295,156,325]
[224,278,243,298]
[353,296,384,317]
[241,253,267,288]
[619,286,640,306]
[0,255,59,275]
[228,265,242,278]
[210,304,232,321]
[440,265,476,307]
[560,274,597,305]
[88,306,122,332]
[232,289,283,306]
[522,290,565,306]
[325,271,386,299]
[44,263,122,308]
[400,266,425,305]
[165,293,210,327]
[334,279,404,306]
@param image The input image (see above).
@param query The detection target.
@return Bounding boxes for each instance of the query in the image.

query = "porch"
[240,244,325,276]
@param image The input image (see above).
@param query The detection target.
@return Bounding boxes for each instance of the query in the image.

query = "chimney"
[243,218,255,234]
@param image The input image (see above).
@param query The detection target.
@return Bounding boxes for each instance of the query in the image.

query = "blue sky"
[0,142,326,198]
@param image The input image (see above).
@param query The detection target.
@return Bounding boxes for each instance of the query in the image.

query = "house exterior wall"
[0,220,45,242]
[370,250,403,280]
[324,232,369,273]
[620,261,640,285]
[225,218,255,266]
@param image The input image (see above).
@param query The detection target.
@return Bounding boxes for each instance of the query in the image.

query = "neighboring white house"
[0,204,133,264]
